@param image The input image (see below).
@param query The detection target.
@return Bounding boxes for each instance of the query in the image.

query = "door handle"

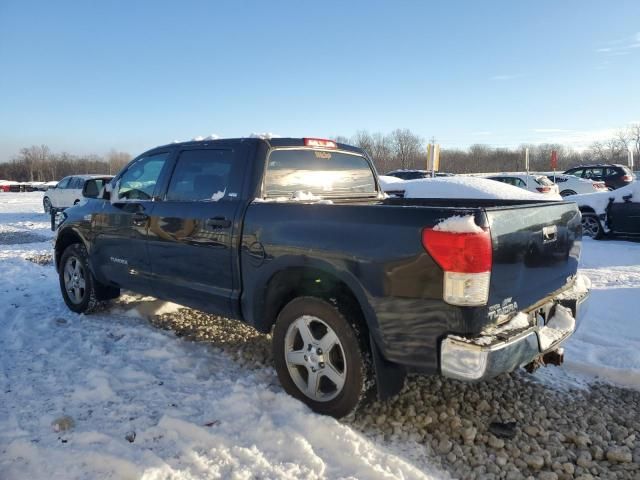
[132,212,149,225]
[206,216,231,228]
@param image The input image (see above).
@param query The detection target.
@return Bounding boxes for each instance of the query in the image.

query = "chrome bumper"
[440,276,590,381]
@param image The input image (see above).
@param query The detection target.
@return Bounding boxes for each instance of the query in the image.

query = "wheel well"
[260,268,368,337]
[55,229,83,268]
[579,206,596,214]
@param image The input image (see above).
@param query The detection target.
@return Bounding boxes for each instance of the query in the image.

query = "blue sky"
[1,0,639,161]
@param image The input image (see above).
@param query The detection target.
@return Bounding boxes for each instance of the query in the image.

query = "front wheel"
[59,243,101,313]
[272,297,373,418]
[581,213,604,240]
[560,189,576,197]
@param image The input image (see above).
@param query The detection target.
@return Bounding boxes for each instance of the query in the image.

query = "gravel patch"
[0,230,48,245]
[25,252,54,266]
[149,307,640,479]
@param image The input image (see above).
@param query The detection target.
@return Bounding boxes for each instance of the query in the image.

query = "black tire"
[43,197,52,213]
[581,213,604,240]
[272,297,373,418]
[59,243,111,313]
[560,189,576,197]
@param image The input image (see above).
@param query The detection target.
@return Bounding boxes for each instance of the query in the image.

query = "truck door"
[146,146,249,316]
[91,151,172,294]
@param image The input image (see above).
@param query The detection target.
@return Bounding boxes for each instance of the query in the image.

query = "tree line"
[0,145,131,182]
[337,125,639,174]
[1,125,638,182]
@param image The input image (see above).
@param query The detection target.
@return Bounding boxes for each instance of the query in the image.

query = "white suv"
[43,174,113,213]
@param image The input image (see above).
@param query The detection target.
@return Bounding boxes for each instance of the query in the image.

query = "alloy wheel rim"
[582,216,599,237]
[63,256,86,304]
[284,315,347,402]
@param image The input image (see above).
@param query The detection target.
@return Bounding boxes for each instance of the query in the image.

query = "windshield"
[263,149,377,198]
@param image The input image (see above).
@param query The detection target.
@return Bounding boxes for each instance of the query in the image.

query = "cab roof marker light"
[304,138,337,149]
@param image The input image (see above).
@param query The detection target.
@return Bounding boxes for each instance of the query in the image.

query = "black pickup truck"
[54,137,589,418]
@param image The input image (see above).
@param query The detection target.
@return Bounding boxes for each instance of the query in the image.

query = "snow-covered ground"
[1,192,639,479]
[0,193,440,479]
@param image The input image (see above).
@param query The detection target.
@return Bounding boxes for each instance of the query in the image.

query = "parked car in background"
[385,169,453,180]
[43,180,59,191]
[0,180,23,192]
[43,174,113,213]
[563,164,635,190]
[483,173,560,196]
[573,181,640,239]
[538,172,608,197]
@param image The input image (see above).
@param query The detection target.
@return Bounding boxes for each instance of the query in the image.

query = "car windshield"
[264,149,377,198]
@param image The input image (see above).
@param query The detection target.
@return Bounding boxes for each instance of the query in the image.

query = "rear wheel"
[43,197,52,213]
[272,297,373,418]
[581,213,604,240]
[560,189,576,197]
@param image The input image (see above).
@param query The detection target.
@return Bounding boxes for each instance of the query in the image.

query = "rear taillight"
[536,186,551,193]
[622,175,633,182]
[422,229,492,306]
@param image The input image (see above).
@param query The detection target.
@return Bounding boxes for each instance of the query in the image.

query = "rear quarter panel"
[240,201,488,372]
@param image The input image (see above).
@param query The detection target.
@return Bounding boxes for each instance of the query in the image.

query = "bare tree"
[389,129,423,170]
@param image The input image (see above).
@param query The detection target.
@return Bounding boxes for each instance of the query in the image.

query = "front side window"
[166,149,237,202]
[263,149,377,198]
[70,177,83,189]
[115,152,169,201]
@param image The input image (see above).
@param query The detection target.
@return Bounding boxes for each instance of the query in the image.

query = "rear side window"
[166,149,239,202]
[584,167,604,179]
[264,149,377,198]
[567,168,583,177]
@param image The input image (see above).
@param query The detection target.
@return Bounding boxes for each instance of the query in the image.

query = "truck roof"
[154,137,364,155]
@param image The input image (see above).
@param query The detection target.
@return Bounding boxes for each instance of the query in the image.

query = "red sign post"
[550,150,558,170]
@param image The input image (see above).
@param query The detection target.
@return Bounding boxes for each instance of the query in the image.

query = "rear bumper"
[440,274,590,381]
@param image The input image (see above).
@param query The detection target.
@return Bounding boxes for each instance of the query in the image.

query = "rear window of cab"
[263,149,377,198]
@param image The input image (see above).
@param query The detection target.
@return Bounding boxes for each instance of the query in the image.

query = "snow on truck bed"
[378,175,562,201]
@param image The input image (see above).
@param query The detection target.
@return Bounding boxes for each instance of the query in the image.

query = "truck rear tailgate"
[485,201,581,321]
